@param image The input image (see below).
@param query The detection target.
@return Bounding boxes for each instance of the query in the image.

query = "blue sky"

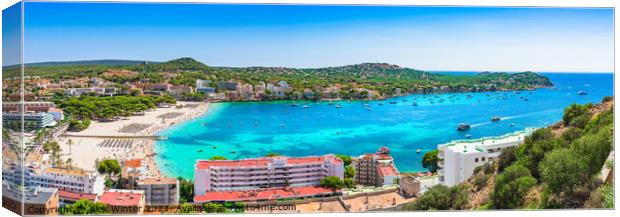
[4,2,615,72]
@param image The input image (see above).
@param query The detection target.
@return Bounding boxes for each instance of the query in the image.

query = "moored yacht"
[457,123,471,131]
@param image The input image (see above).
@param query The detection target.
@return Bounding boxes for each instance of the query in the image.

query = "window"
[474,158,479,163]
[482,157,486,161]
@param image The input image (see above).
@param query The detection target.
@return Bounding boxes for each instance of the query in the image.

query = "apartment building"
[353,147,400,187]
[3,166,105,194]
[121,158,146,189]
[2,112,57,131]
[136,177,179,205]
[194,155,344,197]
[2,182,59,216]
[438,130,531,186]
[2,101,56,112]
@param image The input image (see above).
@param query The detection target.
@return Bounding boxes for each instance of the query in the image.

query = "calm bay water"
[156,73,613,179]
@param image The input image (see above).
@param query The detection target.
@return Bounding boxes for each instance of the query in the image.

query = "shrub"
[319,176,344,192]
[473,174,490,190]
[405,184,469,210]
[498,147,518,172]
[562,103,590,127]
[97,159,121,175]
[68,119,91,132]
[570,128,612,177]
[344,178,355,188]
[491,164,537,209]
[344,166,355,179]
[539,149,589,201]
[422,150,439,173]
[335,154,352,166]
[560,127,583,144]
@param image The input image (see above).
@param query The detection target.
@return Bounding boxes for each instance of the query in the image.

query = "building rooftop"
[196,155,342,170]
[377,164,399,177]
[58,189,97,201]
[2,101,55,105]
[124,159,143,168]
[400,176,419,185]
[137,177,178,185]
[42,167,87,177]
[2,183,57,205]
[194,186,334,202]
[99,190,144,207]
[440,129,532,154]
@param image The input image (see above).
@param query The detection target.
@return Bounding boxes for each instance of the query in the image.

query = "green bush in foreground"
[491,164,537,209]
[404,184,469,210]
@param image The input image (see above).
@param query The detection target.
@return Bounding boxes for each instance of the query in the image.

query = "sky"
[2,2,615,72]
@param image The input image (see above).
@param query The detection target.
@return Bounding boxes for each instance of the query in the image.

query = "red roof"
[194,186,335,202]
[196,155,342,170]
[124,159,142,168]
[58,189,97,201]
[99,191,143,206]
[377,164,398,177]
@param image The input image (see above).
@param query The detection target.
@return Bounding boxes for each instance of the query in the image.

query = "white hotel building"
[438,130,532,186]
[2,166,105,194]
[194,155,344,196]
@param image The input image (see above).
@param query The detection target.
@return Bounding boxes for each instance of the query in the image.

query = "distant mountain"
[150,57,209,71]
[4,59,158,68]
[1,57,552,94]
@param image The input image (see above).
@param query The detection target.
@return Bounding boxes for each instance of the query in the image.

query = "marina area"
[155,73,613,179]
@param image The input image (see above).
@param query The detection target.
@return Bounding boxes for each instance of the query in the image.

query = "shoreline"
[58,101,211,179]
[210,86,551,104]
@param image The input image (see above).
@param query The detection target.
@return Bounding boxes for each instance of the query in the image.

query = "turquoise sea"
[155,73,613,179]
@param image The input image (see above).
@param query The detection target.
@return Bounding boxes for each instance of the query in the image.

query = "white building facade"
[438,130,532,186]
[194,155,344,196]
[2,166,105,194]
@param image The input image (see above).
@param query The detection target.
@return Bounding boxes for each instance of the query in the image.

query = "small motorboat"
[416,149,421,153]
[212,146,217,149]
[510,123,515,126]
[577,90,588,95]
[291,103,299,107]
[378,102,384,106]
[335,104,342,108]
[465,134,472,138]
[389,101,397,104]
[303,105,310,109]
[457,123,471,131]
[197,149,203,153]
[491,116,501,122]
[231,150,237,153]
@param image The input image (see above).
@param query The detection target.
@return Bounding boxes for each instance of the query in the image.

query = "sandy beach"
[57,101,210,177]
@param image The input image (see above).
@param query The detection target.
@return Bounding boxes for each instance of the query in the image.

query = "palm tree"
[67,139,74,155]
[66,158,73,169]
